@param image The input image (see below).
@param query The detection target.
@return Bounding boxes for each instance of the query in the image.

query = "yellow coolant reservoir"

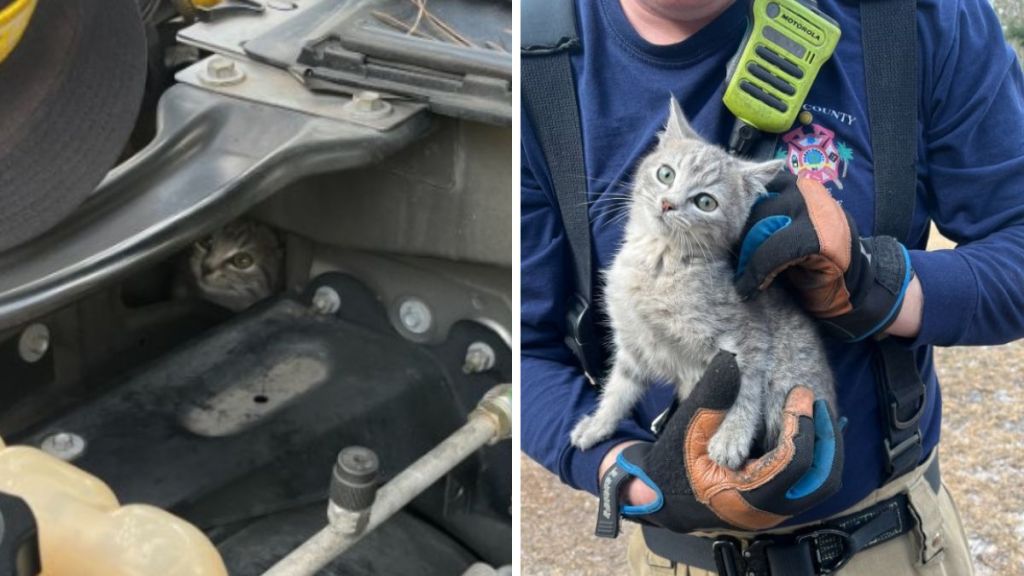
[0,437,228,576]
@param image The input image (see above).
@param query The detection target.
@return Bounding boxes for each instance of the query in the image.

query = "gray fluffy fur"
[570,98,835,469]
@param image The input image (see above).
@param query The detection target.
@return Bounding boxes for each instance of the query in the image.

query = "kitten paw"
[708,428,752,470]
[570,415,615,450]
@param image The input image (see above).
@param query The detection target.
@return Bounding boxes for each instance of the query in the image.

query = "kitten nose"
[660,199,675,213]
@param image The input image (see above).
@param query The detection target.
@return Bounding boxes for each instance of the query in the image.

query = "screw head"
[199,56,246,86]
[40,432,86,461]
[353,91,383,111]
[398,298,432,334]
[346,90,393,119]
[18,323,50,363]
[463,341,496,374]
[208,57,236,78]
[312,286,341,315]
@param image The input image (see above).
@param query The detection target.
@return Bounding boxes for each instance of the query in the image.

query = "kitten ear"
[662,97,699,142]
[740,158,786,190]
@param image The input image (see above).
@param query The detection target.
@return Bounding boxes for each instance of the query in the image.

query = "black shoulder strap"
[862,0,919,241]
[521,0,589,302]
[522,0,606,382]
[861,0,926,483]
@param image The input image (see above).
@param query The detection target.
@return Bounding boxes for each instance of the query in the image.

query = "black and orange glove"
[734,172,913,342]
[596,351,843,537]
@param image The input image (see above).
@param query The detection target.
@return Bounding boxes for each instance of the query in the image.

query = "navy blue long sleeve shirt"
[521,0,1024,522]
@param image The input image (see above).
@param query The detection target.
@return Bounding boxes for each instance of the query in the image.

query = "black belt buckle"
[797,528,854,574]
[712,537,744,576]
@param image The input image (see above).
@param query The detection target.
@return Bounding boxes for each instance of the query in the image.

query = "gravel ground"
[521,234,1024,575]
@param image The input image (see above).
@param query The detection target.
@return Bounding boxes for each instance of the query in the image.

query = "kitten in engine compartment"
[187,220,284,312]
[569,98,835,469]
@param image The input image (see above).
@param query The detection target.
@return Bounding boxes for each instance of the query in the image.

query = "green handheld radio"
[724,0,841,141]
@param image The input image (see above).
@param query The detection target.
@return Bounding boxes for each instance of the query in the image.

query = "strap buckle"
[887,393,925,430]
[883,430,922,477]
[712,537,744,576]
[797,528,854,574]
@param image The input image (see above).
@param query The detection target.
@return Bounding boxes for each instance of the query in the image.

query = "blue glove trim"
[736,215,792,278]
[850,243,913,342]
[616,453,665,516]
[786,400,838,500]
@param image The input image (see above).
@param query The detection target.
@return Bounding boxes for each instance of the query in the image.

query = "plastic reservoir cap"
[0,443,228,576]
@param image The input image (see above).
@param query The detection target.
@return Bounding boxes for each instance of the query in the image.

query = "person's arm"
[885,277,923,339]
[903,0,1024,347]
[520,123,654,495]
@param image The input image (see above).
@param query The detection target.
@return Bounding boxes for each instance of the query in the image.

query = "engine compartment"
[0,0,512,573]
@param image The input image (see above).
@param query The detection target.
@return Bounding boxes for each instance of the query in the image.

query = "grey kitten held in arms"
[570,98,836,469]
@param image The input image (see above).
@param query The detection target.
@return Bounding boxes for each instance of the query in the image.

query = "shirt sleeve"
[907,0,1024,347]
[520,116,654,494]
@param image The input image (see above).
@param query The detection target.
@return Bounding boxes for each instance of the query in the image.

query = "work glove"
[735,172,913,342]
[596,351,844,537]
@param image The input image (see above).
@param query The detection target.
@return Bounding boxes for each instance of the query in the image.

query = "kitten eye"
[231,252,254,269]
[656,165,675,185]
[693,193,718,212]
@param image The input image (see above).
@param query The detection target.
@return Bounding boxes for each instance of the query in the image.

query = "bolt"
[345,90,393,119]
[53,434,73,450]
[312,286,341,315]
[208,57,237,79]
[199,56,246,87]
[463,341,496,374]
[398,298,432,334]
[353,91,384,112]
[18,323,50,363]
[40,432,86,461]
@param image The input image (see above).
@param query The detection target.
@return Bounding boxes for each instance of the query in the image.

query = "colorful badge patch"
[776,122,854,190]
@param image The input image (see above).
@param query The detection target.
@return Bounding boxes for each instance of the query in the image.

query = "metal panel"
[0,85,430,331]
[254,118,513,268]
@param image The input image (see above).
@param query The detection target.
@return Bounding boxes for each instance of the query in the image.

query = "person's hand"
[599,442,657,507]
[594,351,843,537]
[734,172,913,342]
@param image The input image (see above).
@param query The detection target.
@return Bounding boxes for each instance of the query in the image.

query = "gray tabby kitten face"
[631,99,784,258]
[190,220,283,312]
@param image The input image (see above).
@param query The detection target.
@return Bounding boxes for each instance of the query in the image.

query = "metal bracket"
[0,85,430,332]
[178,54,427,130]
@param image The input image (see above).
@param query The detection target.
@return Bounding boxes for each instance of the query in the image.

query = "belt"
[643,456,940,575]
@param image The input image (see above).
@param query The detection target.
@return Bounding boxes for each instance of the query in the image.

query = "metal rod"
[261,384,511,576]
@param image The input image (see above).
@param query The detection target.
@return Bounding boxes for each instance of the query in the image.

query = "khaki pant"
[628,453,974,575]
